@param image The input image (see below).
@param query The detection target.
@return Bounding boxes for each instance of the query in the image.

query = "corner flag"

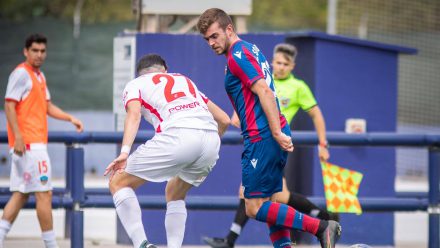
[321,161,363,214]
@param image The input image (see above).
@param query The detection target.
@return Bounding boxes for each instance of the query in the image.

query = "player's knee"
[109,179,124,195]
[244,204,258,218]
[34,191,52,203]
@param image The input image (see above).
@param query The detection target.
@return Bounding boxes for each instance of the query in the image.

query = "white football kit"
[122,73,220,186]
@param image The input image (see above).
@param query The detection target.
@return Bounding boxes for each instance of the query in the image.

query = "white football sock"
[0,219,11,247]
[113,187,147,248]
[42,230,58,248]
[165,200,187,248]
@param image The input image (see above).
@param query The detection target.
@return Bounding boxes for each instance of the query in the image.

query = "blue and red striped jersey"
[225,40,287,142]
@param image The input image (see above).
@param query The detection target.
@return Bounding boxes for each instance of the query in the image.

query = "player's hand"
[274,132,294,152]
[70,117,84,132]
[318,146,330,161]
[13,136,26,156]
[104,153,129,181]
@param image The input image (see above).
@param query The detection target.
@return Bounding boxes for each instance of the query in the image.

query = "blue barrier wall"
[284,32,415,245]
[131,32,416,245]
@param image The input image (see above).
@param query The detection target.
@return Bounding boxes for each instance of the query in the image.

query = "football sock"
[226,199,248,245]
[0,219,11,244]
[165,200,187,248]
[42,230,58,248]
[255,201,327,236]
[268,223,292,248]
[113,187,147,248]
[288,192,331,220]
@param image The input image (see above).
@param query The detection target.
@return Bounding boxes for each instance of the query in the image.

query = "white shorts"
[126,128,220,187]
[10,144,52,193]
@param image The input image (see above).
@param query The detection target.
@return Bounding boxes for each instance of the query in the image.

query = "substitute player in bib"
[197,8,341,248]
[1,33,83,248]
[203,43,338,247]
[104,54,230,248]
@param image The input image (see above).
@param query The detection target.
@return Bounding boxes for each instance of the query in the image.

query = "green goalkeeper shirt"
[274,74,317,124]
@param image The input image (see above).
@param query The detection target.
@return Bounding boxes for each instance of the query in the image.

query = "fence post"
[66,143,85,248]
[64,144,73,238]
[428,146,440,248]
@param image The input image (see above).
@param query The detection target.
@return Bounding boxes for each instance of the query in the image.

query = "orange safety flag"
[321,161,363,214]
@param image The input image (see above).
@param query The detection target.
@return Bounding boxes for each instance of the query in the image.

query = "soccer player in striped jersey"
[197,8,341,248]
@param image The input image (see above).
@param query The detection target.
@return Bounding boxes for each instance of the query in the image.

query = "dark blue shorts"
[242,126,290,198]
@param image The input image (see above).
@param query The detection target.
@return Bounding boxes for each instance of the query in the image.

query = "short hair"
[197,8,234,34]
[25,33,47,49]
[136,54,168,75]
[273,43,298,63]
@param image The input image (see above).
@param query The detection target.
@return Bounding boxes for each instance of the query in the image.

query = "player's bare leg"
[0,192,29,246]
[164,176,193,248]
[35,191,58,248]
[2,192,29,223]
[35,191,53,231]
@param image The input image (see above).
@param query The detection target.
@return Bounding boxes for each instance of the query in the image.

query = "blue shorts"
[242,126,290,198]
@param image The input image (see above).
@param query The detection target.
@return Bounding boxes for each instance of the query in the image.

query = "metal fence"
[0,131,439,248]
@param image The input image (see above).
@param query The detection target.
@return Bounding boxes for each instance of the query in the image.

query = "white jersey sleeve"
[123,73,218,133]
[5,68,32,102]
[5,68,50,102]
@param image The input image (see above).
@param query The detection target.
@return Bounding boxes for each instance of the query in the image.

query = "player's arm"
[121,100,142,151]
[104,100,141,179]
[251,79,293,152]
[47,101,83,132]
[307,106,329,161]
[230,111,240,128]
[206,100,230,137]
[4,100,25,155]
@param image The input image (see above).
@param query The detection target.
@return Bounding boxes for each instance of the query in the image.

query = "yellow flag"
[321,161,363,214]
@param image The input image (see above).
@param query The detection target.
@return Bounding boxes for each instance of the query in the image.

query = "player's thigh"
[34,190,52,203]
[109,171,146,193]
[244,197,270,218]
[165,176,193,202]
[241,137,287,199]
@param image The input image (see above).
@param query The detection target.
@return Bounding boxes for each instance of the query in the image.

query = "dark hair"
[25,33,47,49]
[136,54,168,75]
[273,43,297,63]
[197,8,234,34]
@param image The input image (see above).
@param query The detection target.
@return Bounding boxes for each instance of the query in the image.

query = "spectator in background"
[1,33,83,248]
[197,8,341,248]
[104,54,230,248]
[203,43,337,248]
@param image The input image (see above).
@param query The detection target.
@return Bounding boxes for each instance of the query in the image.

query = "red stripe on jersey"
[242,46,265,85]
[139,89,163,133]
[200,92,209,104]
[229,58,260,139]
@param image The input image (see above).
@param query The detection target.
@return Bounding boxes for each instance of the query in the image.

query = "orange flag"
[321,161,363,214]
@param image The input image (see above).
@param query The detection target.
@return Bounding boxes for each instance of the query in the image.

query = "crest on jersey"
[40,175,48,185]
